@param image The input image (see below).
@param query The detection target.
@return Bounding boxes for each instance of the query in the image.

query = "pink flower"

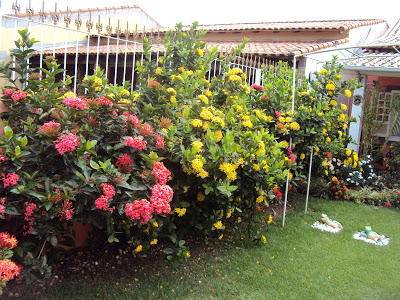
[95,96,113,106]
[63,97,88,110]
[122,112,140,127]
[24,202,37,218]
[275,111,281,118]
[139,123,154,136]
[95,195,109,211]
[23,202,37,235]
[150,184,174,203]
[154,134,165,149]
[0,232,18,249]
[0,152,7,163]
[0,259,22,281]
[3,88,13,97]
[151,162,171,184]
[115,154,133,168]
[38,121,61,135]
[123,137,147,151]
[100,183,116,199]
[54,132,80,155]
[250,84,264,92]
[125,199,154,224]
[60,200,74,220]
[289,153,296,162]
[11,90,28,102]
[384,201,391,207]
[1,173,19,188]
[273,187,283,199]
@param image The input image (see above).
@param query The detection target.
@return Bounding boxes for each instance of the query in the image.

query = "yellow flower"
[300,153,306,160]
[289,122,300,131]
[338,130,343,137]
[150,239,158,245]
[314,146,320,153]
[174,208,187,217]
[132,92,141,101]
[336,74,342,79]
[197,193,205,202]
[200,108,213,120]
[177,67,185,73]
[192,140,204,153]
[280,141,289,149]
[170,96,177,104]
[345,148,352,156]
[324,170,328,175]
[121,89,130,97]
[253,164,260,171]
[330,99,337,106]
[237,217,242,223]
[205,90,213,97]
[256,195,266,203]
[341,103,348,110]
[134,245,143,253]
[155,67,163,75]
[300,91,308,96]
[343,123,348,130]
[229,68,241,75]
[242,120,253,128]
[171,75,183,82]
[152,222,158,228]
[256,141,266,155]
[166,87,176,95]
[211,116,225,127]
[237,158,245,165]
[260,235,267,244]
[338,113,346,122]
[331,176,338,182]
[198,94,209,104]
[183,251,191,258]
[288,172,293,180]
[267,214,273,224]
[226,208,234,218]
[214,130,223,142]
[190,119,203,128]
[191,158,204,171]
[158,57,164,64]
[213,221,223,229]
[229,75,242,82]
[319,68,328,75]
[62,91,76,98]
[198,169,209,178]
[92,76,102,86]
[219,162,238,181]
[322,128,328,135]
[325,83,335,91]
[197,48,204,57]
[344,89,352,98]
[326,137,331,143]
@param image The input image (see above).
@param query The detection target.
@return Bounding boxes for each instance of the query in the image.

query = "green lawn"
[43,198,400,299]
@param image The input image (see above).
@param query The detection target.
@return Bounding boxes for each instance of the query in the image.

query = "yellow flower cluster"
[289,122,300,131]
[344,89,352,98]
[213,221,223,229]
[214,130,223,142]
[243,120,253,128]
[219,162,239,181]
[190,156,209,178]
[212,116,225,127]
[330,99,337,106]
[200,107,213,120]
[229,75,242,82]
[166,87,176,95]
[256,141,266,156]
[174,208,187,216]
[198,94,209,104]
[190,119,203,127]
[192,140,204,153]
[325,82,335,91]
[319,68,328,75]
[196,48,204,57]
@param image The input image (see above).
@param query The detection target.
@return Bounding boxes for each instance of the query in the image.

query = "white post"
[255,68,261,85]
[304,147,314,213]
[282,55,297,227]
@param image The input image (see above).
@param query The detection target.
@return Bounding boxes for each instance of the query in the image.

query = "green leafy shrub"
[348,187,400,208]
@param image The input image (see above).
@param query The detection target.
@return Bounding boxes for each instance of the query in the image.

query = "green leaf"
[86,140,98,150]
[4,126,13,138]
[50,236,58,247]
[90,160,100,170]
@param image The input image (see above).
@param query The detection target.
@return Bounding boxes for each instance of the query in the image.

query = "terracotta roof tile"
[37,39,348,57]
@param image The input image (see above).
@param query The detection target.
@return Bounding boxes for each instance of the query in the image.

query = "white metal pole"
[73,31,79,93]
[114,37,120,85]
[304,147,314,213]
[105,36,110,77]
[122,40,128,83]
[282,55,297,227]
[95,35,100,70]
[63,28,68,82]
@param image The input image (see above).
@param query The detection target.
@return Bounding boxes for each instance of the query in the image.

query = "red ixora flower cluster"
[94,96,113,106]
[54,132,80,155]
[123,137,147,151]
[60,199,74,220]
[38,121,61,135]
[139,123,154,136]
[154,134,165,149]
[384,201,391,207]
[0,232,18,249]
[273,187,283,199]
[250,84,265,92]
[63,97,88,110]
[23,202,37,235]
[151,162,171,184]
[115,153,134,173]
[287,148,297,163]
[95,183,116,213]
[11,90,28,102]
[122,112,140,127]
[125,162,174,224]
[275,111,281,118]
[0,259,22,281]
[1,173,19,188]
[0,197,5,215]
[3,88,13,97]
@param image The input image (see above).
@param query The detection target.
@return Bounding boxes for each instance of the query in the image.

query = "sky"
[1,0,399,27]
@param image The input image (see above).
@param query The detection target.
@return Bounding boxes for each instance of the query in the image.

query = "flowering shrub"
[0,233,21,295]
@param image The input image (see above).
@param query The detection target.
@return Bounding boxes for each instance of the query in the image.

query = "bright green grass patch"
[42,198,400,299]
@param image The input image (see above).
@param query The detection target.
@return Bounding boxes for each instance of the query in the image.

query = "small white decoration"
[353,232,390,246]
[311,221,342,233]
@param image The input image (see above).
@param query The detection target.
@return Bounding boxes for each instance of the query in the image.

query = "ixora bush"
[0,25,359,286]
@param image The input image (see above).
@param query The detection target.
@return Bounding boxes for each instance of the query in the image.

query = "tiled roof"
[151,19,385,33]
[37,39,348,57]
[367,18,400,46]
[342,51,400,69]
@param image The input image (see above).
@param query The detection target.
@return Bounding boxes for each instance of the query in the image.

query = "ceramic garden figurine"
[320,214,342,229]
[361,226,384,241]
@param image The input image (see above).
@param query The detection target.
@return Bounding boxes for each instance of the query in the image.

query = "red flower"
[139,123,154,136]
[11,90,28,102]
[250,84,265,92]
[289,154,297,162]
[273,187,283,199]
[95,195,109,211]
[54,132,80,155]
[0,232,18,249]
[326,152,332,158]
[38,121,61,135]
[1,173,19,188]
[255,206,262,211]
[100,183,116,199]
[60,200,74,220]
[95,96,113,106]
[151,162,171,184]
[122,112,140,127]
[3,88,13,97]
[125,199,154,224]
[154,134,165,149]
[0,259,22,281]
[275,111,281,118]
[115,154,133,167]
[123,137,147,151]
[384,201,391,207]
[63,97,87,110]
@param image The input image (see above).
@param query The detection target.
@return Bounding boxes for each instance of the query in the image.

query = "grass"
[34,198,400,299]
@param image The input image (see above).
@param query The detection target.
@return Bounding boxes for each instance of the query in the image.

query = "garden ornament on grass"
[353,226,390,246]
[311,214,343,233]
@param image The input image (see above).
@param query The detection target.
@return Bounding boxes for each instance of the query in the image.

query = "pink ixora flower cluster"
[0,259,22,281]
[122,112,140,127]
[139,123,154,136]
[115,153,134,173]
[250,84,265,92]
[60,199,74,220]
[1,173,19,188]
[94,96,113,106]
[154,134,165,149]
[3,88,13,97]
[287,148,296,163]
[95,183,116,213]
[123,137,147,151]
[38,121,61,135]
[125,162,174,224]
[54,132,80,155]
[63,97,88,110]
[23,202,37,235]
[11,90,28,102]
